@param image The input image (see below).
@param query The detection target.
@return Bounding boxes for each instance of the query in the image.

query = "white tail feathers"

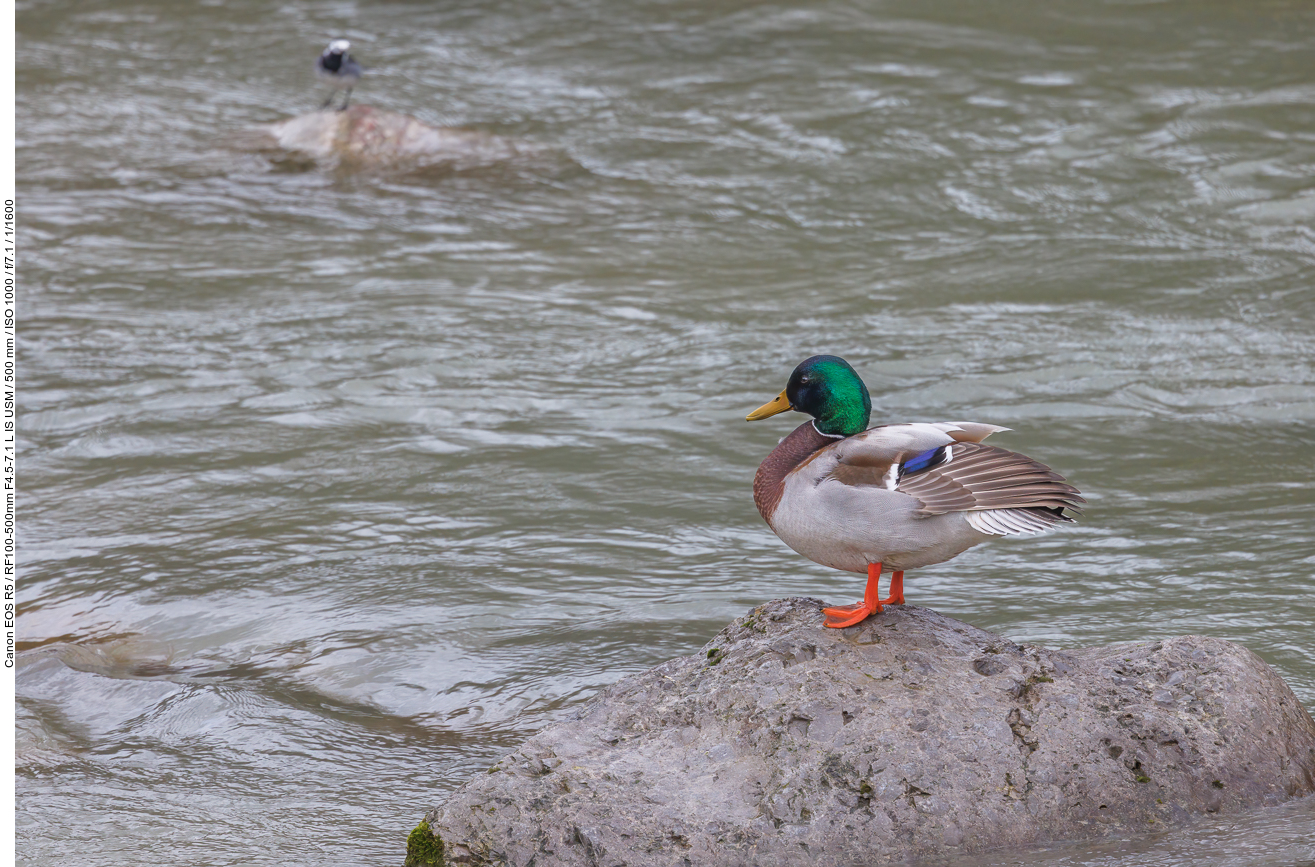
[966,508,1061,536]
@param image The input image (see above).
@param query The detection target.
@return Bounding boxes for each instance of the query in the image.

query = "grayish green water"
[16,0,1315,864]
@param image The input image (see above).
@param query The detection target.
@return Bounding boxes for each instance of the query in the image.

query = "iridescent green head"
[746,355,872,437]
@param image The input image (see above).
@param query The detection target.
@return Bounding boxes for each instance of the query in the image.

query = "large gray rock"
[416,598,1315,866]
[255,105,537,170]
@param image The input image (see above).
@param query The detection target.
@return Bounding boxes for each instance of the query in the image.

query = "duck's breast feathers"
[754,420,840,524]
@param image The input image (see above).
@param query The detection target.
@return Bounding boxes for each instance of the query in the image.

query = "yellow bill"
[746,390,793,421]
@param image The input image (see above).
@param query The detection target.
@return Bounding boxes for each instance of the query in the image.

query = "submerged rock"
[418,598,1315,866]
[256,105,535,170]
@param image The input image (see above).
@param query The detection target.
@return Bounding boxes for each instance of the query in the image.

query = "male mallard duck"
[747,355,1084,628]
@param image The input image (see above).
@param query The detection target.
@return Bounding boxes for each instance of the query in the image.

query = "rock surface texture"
[420,598,1315,866]
[259,105,531,169]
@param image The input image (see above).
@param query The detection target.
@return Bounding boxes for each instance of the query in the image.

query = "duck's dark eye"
[799,376,810,384]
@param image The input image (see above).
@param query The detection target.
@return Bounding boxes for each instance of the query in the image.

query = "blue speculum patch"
[901,446,946,476]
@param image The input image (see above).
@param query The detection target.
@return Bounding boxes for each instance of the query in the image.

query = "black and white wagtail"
[316,39,363,111]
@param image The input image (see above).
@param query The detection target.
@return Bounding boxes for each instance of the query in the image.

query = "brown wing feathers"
[895,442,1085,518]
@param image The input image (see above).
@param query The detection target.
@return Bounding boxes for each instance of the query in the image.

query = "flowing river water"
[15,0,1315,864]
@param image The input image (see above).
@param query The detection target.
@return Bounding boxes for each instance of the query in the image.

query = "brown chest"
[752,421,835,527]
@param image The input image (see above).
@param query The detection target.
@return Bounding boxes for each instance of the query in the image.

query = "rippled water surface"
[16,0,1315,864]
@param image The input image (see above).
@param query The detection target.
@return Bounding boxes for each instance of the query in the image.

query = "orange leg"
[822,563,885,628]
[880,571,904,606]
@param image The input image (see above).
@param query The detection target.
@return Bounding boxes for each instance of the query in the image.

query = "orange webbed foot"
[821,562,887,629]
[822,601,880,628]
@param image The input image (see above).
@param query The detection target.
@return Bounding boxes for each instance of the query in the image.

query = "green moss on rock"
[405,819,446,867]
